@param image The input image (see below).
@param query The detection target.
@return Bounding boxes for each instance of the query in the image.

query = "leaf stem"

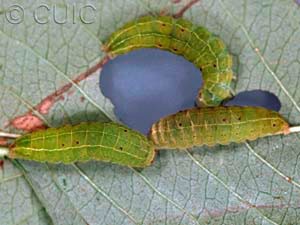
[0,147,9,157]
[289,126,300,133]
[0,132,21,139]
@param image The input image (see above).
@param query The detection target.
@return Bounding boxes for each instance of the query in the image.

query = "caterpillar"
[0,106,297,167]
[3,122,155,168]
[102,15,233,107]
[148,106,291,149]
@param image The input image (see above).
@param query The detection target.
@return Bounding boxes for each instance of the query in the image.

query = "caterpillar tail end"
[100,44,109,53]
[100,45,113,58]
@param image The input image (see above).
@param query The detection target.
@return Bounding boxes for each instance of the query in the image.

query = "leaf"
[1,0,300,224]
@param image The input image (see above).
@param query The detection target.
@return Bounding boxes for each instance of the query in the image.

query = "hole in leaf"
[225,90,281,112]
[100,49,202,134]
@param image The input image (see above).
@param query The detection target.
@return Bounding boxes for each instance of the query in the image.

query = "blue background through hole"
[100,48,281,134]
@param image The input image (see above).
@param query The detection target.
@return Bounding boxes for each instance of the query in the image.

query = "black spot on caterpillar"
[102,15,234,107]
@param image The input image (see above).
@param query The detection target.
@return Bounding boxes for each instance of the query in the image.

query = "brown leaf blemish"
[173,0,201,18]
[0,160,4,170]
[9,113,46,132]
[0,137,8,146]
[9,57,110,131]
[80,96,85,102]
[286,176,292,183]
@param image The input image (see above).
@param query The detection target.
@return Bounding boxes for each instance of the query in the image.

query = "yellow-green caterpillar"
[102,15,233,107]
[148,106,291,149]
[4,122,156,168]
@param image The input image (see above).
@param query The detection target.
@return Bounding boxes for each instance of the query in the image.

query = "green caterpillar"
[7,122,155,168]
[103,15,233,107]
[0,106,293,167]
[149,106,290,149]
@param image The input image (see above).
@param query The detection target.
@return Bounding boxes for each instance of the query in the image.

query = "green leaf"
[1,0,300,224]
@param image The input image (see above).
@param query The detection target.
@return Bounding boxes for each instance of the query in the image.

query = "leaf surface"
[1,0,300,224]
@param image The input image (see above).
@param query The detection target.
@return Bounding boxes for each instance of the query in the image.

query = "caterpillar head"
[271,117,290,135]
